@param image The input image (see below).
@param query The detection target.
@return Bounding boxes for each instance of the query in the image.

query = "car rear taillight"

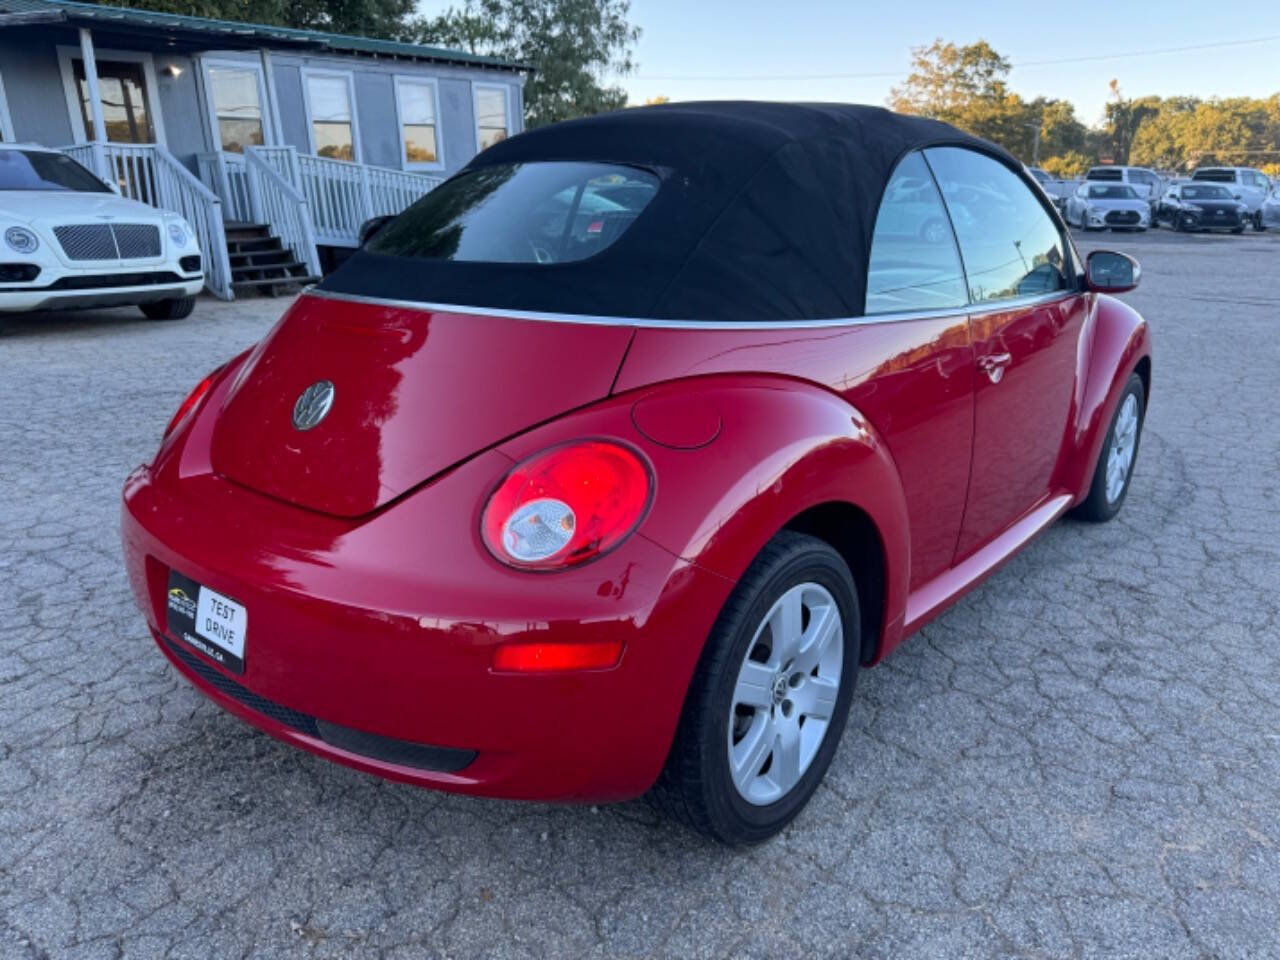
[164,367,221,438]
[481,440,653,571]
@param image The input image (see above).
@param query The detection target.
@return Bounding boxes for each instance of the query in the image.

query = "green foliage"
[890,39,1280,175]
[413,0,640,128]
[1041,151,1092,178]
[81,0,417,37]
[1127,95,1280,170]
[889,39,1090,170]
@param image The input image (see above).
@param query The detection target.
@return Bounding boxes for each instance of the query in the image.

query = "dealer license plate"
[166,570,247,674]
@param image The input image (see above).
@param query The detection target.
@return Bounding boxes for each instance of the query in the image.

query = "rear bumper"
[121,446,733,802]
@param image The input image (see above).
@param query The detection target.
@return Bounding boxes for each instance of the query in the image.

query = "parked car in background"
[1155,182,1247,233]
[1026,166,1077,212]
[0,145,203,318]
[1263,184,1280,227]
[1066,183,1151,232]
[121,103,1153,845]
[1085,166,1164,205]
[1190,167,1271,230]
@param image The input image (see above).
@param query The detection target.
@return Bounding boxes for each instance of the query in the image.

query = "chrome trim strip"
[305,287,1076,330]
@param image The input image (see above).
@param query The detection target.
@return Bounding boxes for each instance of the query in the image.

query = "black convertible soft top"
[319,101,1013,322]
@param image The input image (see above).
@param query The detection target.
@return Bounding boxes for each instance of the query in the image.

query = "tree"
[414,0,640,127]
[888,39,1010,119]
[1102,81,1160,165]
[889,39,1091,170]
[82,0,417,38]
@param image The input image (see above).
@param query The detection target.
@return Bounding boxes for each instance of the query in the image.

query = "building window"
[396,78,441,168]
[306,72,356,161]
[73,58,155,143]
[474,84,510,151]
[207,64,265,153]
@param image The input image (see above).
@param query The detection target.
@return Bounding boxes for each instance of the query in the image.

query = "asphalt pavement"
[3,226,1279,959]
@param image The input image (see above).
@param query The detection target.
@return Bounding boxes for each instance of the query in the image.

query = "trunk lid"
[209,294,633,517]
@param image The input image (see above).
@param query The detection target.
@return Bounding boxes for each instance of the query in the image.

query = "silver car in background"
[1066,182,1151,232]
[1085,165,1164,205]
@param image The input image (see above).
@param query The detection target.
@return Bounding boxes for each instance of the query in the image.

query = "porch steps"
[224,223,320,297]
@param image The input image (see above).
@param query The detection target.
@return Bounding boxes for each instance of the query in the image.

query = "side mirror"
[1234,193,1243,200]
[358,215,394,247]
[1085,250,1140,294]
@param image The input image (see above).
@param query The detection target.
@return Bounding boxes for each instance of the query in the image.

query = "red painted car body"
[121,284,1150,802]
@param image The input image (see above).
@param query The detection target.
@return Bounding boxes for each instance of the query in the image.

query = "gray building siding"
[0,24,524,179]
[153,53,209,163]
[353,70,398,168]
[266,51,524,177]
[0,34,75,147]
[271,62,311,159]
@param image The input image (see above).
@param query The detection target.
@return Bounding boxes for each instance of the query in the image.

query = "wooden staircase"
[225,223,321,296]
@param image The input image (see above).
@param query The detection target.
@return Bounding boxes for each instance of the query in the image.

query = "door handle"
[978,352,1012,383]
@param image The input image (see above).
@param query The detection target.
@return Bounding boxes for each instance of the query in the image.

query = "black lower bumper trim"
[163,637,476,773]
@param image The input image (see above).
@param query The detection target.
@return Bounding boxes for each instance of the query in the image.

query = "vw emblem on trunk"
[292,380,335,431]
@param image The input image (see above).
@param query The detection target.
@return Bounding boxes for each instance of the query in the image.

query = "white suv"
[1190,167,1272,231]
[1085,166,1164,204]
[0,144,204,318]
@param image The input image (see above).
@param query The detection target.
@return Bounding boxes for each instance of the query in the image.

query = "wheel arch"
[495,373,914,667]
[782,501,886,665]
[1060,293,1154,502]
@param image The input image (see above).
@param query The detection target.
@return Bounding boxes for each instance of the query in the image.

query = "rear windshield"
[1088,185,1138,199]
[1192,169,1235,182]
[367,162,660,264]
[1086,168,1123,181]
[1183,184,1232,200]
[0,150,111,192]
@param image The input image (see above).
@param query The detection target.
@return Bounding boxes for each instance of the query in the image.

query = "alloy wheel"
[727,582,843,806]
[1105,393,1140,503]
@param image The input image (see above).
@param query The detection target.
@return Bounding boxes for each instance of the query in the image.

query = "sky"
[419,0,1280,127]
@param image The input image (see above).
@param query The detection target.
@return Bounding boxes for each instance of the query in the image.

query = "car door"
[1242,171,1267,212]
[923,146,1084,561]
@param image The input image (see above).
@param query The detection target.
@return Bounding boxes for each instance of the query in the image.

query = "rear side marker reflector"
[492,640,624,673]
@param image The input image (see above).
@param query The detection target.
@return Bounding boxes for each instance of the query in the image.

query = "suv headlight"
[4,226,39,254]
[167,223,188,248]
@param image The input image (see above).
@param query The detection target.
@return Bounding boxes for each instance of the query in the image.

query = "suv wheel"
[140,296,196,321]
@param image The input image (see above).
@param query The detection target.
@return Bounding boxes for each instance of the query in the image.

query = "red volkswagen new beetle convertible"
[122,103,1151,844]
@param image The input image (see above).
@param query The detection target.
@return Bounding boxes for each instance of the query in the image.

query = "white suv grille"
[53,223,161,261]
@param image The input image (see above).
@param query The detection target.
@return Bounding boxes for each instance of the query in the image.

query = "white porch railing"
[196,152,254,224]
[59,141,234,300]
[291,150,441,246]
[198,146,440,248]
[243,148,322,278]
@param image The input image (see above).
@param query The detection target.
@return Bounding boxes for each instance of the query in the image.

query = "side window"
[865,151,969,315]
[924,147,1068,304]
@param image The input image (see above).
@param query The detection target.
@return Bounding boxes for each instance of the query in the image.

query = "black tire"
[1071,372,1146,523]
[1231,225,1245,235]
[650,530,860,845]
[140,296,196,321]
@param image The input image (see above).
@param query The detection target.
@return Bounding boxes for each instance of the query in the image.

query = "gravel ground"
[3,228,1279,960]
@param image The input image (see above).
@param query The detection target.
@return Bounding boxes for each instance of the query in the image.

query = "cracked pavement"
[2,228,1279,959]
